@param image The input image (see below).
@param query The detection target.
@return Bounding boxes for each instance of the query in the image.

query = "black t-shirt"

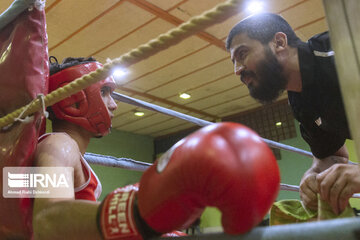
[287,32,351,158]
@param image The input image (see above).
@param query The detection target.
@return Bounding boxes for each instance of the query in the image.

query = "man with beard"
[226,13,360,216]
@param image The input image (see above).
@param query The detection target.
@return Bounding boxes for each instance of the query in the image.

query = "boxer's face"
[230,33,287,103]
[92,84,117,138]
[100,85,117,119]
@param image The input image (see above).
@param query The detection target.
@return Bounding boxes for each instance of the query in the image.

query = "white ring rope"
[84,153,360,199]
[84,152,151,171]
[111,92,357,164]
[85,91,360,198]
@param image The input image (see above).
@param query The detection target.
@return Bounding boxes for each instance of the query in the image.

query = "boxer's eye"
[101,86,111,97]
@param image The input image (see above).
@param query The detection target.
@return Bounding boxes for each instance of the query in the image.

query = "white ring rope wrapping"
[84,153,360,198]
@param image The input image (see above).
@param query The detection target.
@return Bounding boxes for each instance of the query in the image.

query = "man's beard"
[242,46,288,104]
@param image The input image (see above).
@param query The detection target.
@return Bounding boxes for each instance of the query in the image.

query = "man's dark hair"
[49,56,97,76]
[225,13,302,50]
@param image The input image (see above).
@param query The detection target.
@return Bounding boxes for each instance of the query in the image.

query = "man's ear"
[272,32,288,53]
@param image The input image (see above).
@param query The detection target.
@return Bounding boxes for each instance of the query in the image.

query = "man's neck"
[53,122,91,155]
[284,47,302,92]
[66,130,91,155]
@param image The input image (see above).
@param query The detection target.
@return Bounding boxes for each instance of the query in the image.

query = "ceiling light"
[247,1,264,14]
[134,111,144,117]
[179,93,191,99]
[276,121,282,127]
[112,68,128,78]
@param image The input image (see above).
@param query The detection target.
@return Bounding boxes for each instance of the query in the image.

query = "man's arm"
[299,144,349,210]
[32,133,102,240]
[33,199,101,240]
[316,145,360,215]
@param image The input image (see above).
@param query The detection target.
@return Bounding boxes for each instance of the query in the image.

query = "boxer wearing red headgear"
[38,57,111,204]
[33,57,188,239]
[32,57,118,239]
[48,56,116,136]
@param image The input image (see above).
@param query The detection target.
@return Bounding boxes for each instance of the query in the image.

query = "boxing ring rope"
[111,92,315,158]
[0,0,245,129]
[88,92,360,197]
[111,92,358,165]
[83,153,302,192]
[84,152,152,171]
[86,152,302,189]
[84,152,360,199]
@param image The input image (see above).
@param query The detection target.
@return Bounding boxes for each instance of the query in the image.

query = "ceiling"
[0,0,328,138]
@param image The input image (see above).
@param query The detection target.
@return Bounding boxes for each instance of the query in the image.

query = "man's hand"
[300,148,349,212]
[317,164,360,215]
[300,170,319,210]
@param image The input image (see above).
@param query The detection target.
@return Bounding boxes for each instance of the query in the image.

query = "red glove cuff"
[99,188,143,240]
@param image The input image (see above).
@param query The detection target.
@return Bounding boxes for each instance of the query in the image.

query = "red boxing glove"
[138,122,280,234]
[98,122,280,238]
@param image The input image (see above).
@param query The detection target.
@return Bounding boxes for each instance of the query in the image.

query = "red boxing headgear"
[49,61,116,136]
